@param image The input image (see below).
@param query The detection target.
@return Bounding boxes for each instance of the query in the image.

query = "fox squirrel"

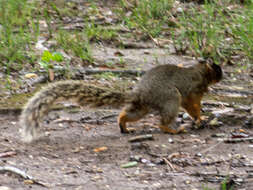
[20,61,222,143]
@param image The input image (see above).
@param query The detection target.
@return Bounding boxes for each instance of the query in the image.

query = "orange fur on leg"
[159,125,185,134]
[182,93,203,123]
[118,106,148,133]
[118,110,128,133]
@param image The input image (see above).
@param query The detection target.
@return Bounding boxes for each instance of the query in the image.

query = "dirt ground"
[0,54,253,190]
[1,0,253,189]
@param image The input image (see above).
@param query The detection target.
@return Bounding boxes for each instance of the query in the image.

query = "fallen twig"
[0,166,32,179]
[199,141,223,154]
[100,113,118,120]
[53,118,79,124]
[119,41,154,49]
[0,151,17,158]
[128,134,154,143]
[223,137,253,143]
[0,108,22,115]
[0,165,48,187]
[163,158,175,171]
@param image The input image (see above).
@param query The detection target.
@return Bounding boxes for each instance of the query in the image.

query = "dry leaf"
[25,73,38,79]
[24,180,34,185]
[239,129,246,133]
[93,146,108,153]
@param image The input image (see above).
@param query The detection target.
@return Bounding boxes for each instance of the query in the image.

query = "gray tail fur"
[20,80,127,143]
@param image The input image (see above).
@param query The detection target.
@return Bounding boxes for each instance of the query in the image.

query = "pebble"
[182,113,190,119]
[195,152,202,157]
[209,118,219,126]
[176,7,183,13]
[152,182,161,188]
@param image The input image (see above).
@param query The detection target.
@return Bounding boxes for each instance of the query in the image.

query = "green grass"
[230,4,253,61]
[118,0,174,38]
[202,177,234,190]
[85,23,118,42]
[56,30,93,64]
[172,2,230,62]
[0,0,38,72]
[0,0,252,76]
[0,0,95,72]
[117,0,253,65]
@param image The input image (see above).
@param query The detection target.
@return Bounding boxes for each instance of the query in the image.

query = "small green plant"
[118,57,126,66]
[104,62,115,68]
[202,177,234,190]
[220,178,234,190]
[39,50,64,71]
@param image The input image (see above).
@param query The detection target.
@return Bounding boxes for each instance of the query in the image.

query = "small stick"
[53,118,79,124]
[128,134,154,143]
[0,166,32,179]
[200,141,223,154]
[0,151,17,158]
[163,158,175,171]
[0,166,48,187]
[224,137,253,143]
[100,114,118,120]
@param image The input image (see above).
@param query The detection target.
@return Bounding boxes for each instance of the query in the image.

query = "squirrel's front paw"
[194,117,208,128]
[125,127,136,133]
[120,124,136,133]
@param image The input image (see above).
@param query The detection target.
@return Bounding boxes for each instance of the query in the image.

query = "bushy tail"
[20,80,127,143]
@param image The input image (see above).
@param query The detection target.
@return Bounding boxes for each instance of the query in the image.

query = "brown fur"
[20,62,222,143]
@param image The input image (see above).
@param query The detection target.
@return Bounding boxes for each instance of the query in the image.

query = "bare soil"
[1,59,253,189]
[1,0,253,189]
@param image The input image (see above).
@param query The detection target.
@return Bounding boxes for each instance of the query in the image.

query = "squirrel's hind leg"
[118,104,148,133]
[158,92,184,134]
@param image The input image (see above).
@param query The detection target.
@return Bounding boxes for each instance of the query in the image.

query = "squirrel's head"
[199,58,223,84]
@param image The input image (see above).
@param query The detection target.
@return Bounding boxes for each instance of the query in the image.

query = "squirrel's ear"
[198,57,213,63]
[198,58,213,65]
[198,58,206,64]
[198,58,222,81]
[210,62,222,81]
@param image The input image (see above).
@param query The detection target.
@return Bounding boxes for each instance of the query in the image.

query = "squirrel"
[20,61,222,143]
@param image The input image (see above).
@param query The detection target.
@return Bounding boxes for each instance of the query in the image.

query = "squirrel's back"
[132,63,215,109]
